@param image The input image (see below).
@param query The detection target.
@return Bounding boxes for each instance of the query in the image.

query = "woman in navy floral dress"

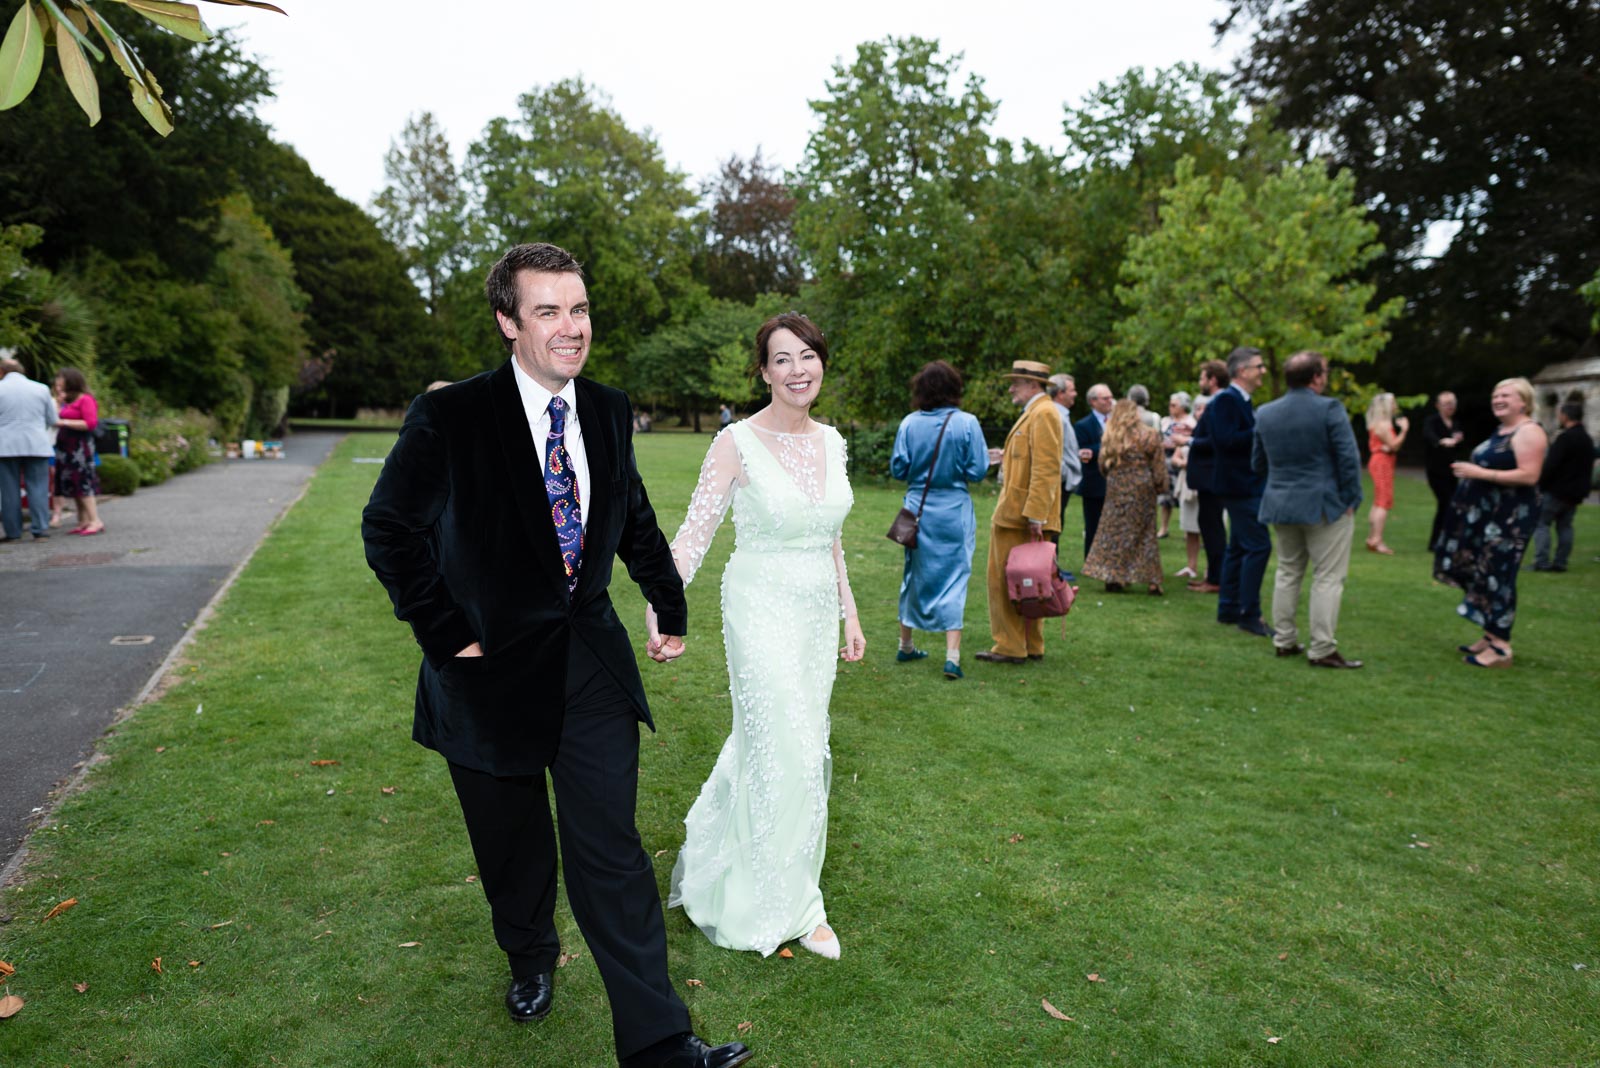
[1433,377,1548,668]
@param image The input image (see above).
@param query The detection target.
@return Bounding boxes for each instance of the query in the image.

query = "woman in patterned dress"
[1082,399,1168,595]
[1433,377,1547,668]
[650,313,864,960]
[53,367,104,536]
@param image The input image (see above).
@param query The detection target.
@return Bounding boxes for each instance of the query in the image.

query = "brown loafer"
[1309,652,1363,669]
[975,650,1027,665]
[1275,644,1305,657]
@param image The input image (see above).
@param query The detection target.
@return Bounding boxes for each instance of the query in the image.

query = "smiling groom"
[362,243,752,1068]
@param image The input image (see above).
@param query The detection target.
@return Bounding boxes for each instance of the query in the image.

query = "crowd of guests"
[886,348,1593,676]
[0,357,103,544]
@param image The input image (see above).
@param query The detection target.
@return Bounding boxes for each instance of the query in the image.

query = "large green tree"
[698,150,800,304]
[371,110,466,316]
[461,78,701,382]
[630,294,787,429]
[1222,0,1600,402]
[1112,156,1402,404]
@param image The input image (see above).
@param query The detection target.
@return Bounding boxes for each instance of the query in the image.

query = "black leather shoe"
[975,650,1027,664]
[505,973,552,1022]
[620,1032,753,1068]
[1237,619,1271,638]
[1309,652,1363,669]
[1274,643,1304,657]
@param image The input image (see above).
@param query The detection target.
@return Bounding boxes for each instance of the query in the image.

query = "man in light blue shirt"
[0,356,59,542]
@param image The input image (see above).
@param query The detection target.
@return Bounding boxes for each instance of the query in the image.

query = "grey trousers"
[1531,496,1577,569]
[1271,513,1354,660]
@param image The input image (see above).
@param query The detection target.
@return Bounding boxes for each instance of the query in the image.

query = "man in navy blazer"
[1252,351,1364,668]
[363,244,752,1068]
[1189,347,1273,635]
[1073,383,1113,559]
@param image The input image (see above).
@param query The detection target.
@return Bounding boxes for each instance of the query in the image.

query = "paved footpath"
[0,432,342,877]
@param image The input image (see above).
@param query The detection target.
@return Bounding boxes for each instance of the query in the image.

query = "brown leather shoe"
[1309,652,1363,669]
[975,650,1027,665]
[1187,581,1221,593]
[1275,644,1305,657]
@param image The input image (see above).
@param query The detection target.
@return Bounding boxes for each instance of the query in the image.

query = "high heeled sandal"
[1464,644,1512,668]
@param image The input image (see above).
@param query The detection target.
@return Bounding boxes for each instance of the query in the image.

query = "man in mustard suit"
[977,360,1064,664]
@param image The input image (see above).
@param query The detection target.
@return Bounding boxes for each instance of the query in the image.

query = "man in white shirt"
[0,356,59,543]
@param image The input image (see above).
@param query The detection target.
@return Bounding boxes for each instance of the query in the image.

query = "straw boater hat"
[1001,359,1051,383]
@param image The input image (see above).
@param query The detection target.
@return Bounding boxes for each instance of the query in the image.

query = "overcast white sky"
[210,1,1247,209]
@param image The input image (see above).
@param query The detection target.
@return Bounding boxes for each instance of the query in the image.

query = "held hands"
[839,616,866,662]
[644,603,685,663]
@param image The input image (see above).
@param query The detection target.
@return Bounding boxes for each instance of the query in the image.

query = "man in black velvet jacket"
[362,244,751,1068]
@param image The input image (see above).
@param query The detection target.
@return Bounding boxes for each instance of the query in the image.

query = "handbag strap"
[913,411,957,520]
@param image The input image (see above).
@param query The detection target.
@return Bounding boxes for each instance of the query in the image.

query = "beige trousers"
[1270,512,1354,660]
[986,523,1044,658]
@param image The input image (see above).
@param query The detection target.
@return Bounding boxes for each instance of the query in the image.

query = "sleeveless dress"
[1367,428,1396,509]
[1433,426,1540,639]
[665,420,856,955]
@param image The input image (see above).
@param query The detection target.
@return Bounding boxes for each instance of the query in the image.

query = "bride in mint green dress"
[647,313,864,959]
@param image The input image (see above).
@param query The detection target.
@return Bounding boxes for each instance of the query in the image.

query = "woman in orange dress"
[1364,392,1408,554]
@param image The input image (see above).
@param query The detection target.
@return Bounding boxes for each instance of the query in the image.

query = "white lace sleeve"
[832,535,858,620]
[671,428,744,587]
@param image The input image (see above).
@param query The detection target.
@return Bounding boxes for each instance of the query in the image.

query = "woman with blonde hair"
[1434,377,1547,668]
[1364,392,1408,554]
[1083,399,1167,594]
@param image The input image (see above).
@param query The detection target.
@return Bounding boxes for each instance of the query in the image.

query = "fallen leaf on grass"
[1277,952,1289,961]
[258,820,275,826]
[1041,998,1073,1021]
[381,786,396,795]
[188,961,200,968]
[777,948,794,959]
[0,994,23,1018]
[654,849,667,857]
[737,1021,753,1035]
[556,950,582,968]
[0,961,13,980]
[1086,973,1105,983]
[310,760,340,767]
[151,958,163,974]
[155,746,166,753]
[465,875,477,883]
[397,942,421,948]
[43,898,78,922]
[207,920,233,930]
[1267,1036,1282,1044]
[73,982,88,993]
[1007,833,1025,844]
[685,979,704,987]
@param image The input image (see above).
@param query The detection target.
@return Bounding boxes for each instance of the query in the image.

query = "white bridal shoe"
[798,924,841,960]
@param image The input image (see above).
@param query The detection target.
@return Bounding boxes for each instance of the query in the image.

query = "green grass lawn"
[2,431,1596,1066]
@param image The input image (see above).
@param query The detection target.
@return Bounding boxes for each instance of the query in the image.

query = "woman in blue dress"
[1433,377,1548,669]
[890,361,991,680]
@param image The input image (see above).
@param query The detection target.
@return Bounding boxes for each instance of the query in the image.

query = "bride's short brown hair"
[754,312,829,372]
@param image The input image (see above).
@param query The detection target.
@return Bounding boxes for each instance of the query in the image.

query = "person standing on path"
[1252,352,1365,668]
[0,356,58,544]
[1191,347,1273,637]
[1531,401,1593,572]
[363,243,751,1068]
[977,359,1064,665]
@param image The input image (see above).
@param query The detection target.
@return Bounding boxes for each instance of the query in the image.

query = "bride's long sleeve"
[671,428,743,587]
[831,535,858,620]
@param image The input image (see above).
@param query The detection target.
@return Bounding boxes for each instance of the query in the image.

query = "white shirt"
[511,359,591,531]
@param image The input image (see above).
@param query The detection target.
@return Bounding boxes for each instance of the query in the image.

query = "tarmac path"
[0,432,342,878]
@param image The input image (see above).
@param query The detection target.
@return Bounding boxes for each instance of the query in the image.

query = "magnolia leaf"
[1041,997,1073,1021]
[0,2,47,110]
[196,0,285,12]
[0,993,23,1018]
[121,0,211,42]
[77,2,172,135]
[39,0,102,60]
[54,11,99,124]
[42,897,78,922]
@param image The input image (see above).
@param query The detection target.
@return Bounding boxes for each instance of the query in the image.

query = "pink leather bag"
[1005,536,1077,619]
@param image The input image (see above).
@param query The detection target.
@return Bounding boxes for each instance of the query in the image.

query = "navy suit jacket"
[362,362,687,776]
[1074,412,1106,499]
[1193,386,1263,498]
[1251,387,1363,525]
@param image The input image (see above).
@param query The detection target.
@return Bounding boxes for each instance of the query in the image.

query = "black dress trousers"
[447,640,691,1057]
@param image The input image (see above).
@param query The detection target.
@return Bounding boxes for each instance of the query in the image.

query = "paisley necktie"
[544,396,583,595]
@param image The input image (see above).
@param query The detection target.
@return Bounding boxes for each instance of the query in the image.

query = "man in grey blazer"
[1251,351,1364,668]
[0,356,59,543]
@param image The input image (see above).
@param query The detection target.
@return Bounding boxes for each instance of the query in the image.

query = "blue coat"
[1191,386,1263,498]
[1074,412,1105,499]
[1251,388,1363,525]
[891,408,990,631]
